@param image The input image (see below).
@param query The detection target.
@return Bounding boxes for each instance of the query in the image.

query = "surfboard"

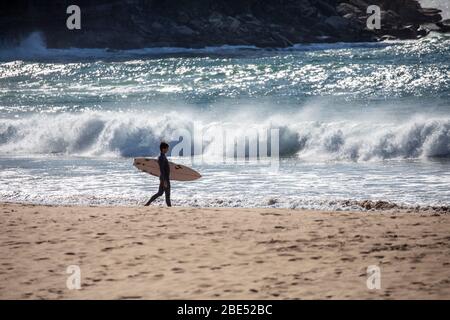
[133,157,201,181]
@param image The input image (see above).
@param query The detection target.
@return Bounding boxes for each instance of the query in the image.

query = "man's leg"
[165,183,171,207]
[144,182,164,206]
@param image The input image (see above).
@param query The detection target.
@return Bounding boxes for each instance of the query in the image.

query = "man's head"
[160,142,169,154]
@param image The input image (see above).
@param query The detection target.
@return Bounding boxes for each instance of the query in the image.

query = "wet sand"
[0,203,449,299]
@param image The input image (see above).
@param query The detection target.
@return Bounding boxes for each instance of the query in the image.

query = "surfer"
[144,142,171,207]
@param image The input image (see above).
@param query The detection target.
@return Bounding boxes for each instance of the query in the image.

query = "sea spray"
[1,111,449,161]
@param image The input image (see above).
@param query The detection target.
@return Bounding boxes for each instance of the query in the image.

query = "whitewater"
[0,32,449,209]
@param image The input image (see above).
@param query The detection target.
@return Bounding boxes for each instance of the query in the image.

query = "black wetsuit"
[145,153,171,207]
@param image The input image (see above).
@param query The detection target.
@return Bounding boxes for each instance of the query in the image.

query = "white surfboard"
[133,157,201,181]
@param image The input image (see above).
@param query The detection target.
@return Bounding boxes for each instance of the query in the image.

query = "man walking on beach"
[145,142,171,207]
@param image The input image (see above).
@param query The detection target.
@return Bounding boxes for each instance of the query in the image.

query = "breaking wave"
[1,111,449,161]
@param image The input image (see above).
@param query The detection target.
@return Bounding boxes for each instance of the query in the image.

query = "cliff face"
[0,0,446,49]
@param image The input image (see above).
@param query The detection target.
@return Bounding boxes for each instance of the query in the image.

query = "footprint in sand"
[34,257,50,261]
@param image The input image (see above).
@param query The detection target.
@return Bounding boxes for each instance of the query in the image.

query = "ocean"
[0,32,449,210]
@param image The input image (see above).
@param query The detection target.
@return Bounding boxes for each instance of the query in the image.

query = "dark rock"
[347,0,369,9]
[337,3,362,16]
[380,10,403,28]
[436,19,450,33]
[420,23,441,32]
[173,25,196,36]
[315,0,338,17]
[325,15,354,31]
[0,0,445,49]
[382,25,419,39]
[379,35,397,41]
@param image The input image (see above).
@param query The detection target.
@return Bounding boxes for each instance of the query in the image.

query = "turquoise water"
[0,32,449,209]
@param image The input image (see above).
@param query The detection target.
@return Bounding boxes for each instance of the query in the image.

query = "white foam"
[1,110,449,161]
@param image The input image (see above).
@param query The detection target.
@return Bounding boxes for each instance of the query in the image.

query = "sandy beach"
[0,202,449,300]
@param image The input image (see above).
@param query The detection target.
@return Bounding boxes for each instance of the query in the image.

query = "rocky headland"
[0,0,449,49]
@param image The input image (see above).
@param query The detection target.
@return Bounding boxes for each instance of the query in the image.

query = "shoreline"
[1,200,448,214]
[1,202,449,299]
